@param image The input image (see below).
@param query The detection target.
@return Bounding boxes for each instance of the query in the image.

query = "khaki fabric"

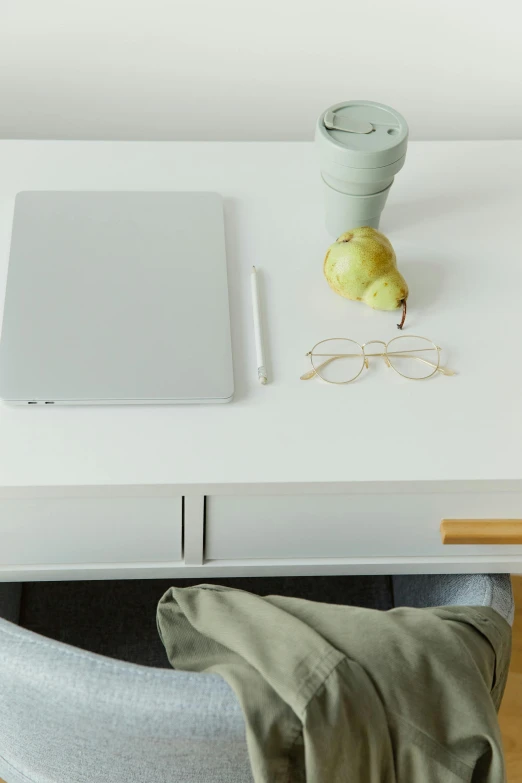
[157,584,511,783]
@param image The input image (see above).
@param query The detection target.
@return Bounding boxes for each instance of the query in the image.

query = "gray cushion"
[0,618,253,783]
[392,573,515,625]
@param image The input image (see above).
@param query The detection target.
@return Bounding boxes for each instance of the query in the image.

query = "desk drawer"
[0,494,182,566]
[205,493,522,560]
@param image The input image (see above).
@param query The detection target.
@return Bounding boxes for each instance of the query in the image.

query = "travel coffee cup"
[316,100,408,237]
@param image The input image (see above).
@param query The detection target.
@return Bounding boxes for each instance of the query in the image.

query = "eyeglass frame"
[301,336,455,384]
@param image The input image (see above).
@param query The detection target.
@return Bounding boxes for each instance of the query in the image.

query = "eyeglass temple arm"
[300,352,455,381]
[300,355,339,381]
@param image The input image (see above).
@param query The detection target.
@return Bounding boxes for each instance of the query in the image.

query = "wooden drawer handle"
[441,519,522,545]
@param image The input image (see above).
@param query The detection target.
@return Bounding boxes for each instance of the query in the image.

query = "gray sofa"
[0,575,514,783]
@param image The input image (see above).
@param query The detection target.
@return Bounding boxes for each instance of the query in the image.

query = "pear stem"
[397,299,407,330]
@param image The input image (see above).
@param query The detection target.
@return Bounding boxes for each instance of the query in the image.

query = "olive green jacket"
[157,585,511,783]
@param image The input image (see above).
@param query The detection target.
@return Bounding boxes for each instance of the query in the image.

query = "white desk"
[1,140,522,580]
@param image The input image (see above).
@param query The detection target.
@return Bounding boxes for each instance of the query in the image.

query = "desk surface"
[0,140,521,490]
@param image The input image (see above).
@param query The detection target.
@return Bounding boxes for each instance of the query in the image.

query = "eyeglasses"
[300,335,456,384]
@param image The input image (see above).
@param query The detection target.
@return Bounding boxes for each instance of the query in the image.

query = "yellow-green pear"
[323,226,409,328]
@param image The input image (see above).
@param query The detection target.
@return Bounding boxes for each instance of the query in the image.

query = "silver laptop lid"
[0,191,234,404]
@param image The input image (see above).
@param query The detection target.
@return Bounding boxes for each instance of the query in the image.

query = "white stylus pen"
[251,266,267,385]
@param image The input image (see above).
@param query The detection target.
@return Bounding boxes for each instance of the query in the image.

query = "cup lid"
[316,100,408,169]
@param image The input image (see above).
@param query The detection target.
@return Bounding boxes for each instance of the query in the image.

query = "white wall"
[1,0,521,141]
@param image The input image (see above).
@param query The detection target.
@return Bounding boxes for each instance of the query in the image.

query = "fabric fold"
[157,584,511,783]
